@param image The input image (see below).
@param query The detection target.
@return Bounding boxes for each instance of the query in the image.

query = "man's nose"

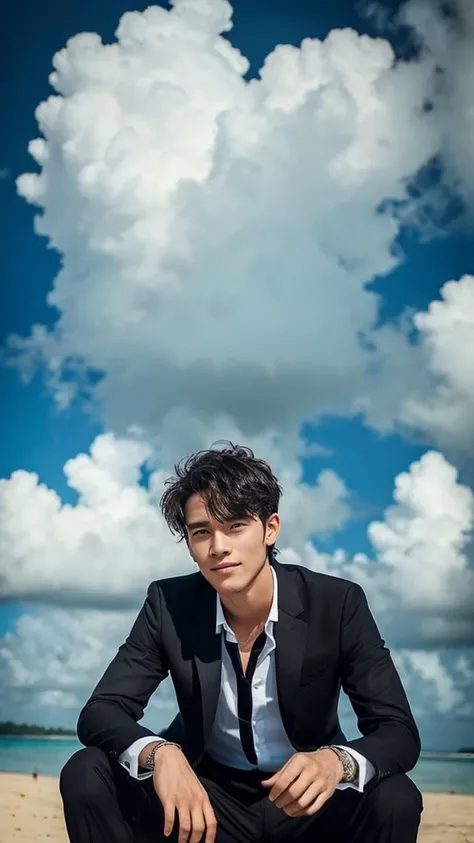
[210,532,231,556]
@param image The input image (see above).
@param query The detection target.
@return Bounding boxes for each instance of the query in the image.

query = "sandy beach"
[0,772,472,842]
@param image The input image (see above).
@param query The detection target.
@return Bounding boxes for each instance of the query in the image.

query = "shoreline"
[3,769,473,795]
[1,772,473,843]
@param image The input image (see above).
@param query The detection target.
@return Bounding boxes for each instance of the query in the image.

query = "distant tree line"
[0,721,76,736]
[458,746,474,753]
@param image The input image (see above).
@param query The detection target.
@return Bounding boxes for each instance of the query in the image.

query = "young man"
[60,444,423,843]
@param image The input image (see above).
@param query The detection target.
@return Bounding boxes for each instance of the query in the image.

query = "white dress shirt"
[119,568,375,791]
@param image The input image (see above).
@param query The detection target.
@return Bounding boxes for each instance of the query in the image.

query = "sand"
[0,773,472,842]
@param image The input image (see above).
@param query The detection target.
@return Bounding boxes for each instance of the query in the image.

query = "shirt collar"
[215,564,279,634]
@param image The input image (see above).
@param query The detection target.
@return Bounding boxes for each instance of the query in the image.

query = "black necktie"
[224,631,266,766]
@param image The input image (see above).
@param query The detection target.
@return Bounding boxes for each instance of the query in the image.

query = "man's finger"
[261,759,289,789]
[282,780,324,815]
[177,804,192,843]
[293,787,331,817]
[267,765,301,803]
[203,801,217,843]
[266,756,307,803]
[274,771,314,809]
[162,800,176,837]
[188,807,206,843]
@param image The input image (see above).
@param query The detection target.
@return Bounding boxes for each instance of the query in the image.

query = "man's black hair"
[160,442,282,562]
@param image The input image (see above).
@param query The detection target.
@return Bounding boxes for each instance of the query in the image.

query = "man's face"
[184,492,280,594]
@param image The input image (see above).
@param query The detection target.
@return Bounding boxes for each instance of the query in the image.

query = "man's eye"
[194,529,208,536]
[231,522,245,529]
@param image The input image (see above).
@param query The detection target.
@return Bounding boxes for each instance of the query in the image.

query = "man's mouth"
[211,563,242,573]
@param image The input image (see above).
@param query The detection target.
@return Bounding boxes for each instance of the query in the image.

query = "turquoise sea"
[1,737,473,793]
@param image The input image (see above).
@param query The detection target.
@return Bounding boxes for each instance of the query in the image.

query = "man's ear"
[265,512,281,546]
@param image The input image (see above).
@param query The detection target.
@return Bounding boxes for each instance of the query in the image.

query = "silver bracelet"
[144,740,182,771]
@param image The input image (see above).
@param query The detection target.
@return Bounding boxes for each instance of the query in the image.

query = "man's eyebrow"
[186,516,252,531]
[186,520,211,531]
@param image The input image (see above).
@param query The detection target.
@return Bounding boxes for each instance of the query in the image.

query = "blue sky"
[1,0,474,750]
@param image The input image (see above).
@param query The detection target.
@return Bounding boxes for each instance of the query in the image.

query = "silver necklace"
[234,621,265,648]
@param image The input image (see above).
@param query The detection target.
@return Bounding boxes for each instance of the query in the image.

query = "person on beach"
[60,443,423,843]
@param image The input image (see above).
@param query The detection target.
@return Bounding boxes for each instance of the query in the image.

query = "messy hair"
[160,442,282,562]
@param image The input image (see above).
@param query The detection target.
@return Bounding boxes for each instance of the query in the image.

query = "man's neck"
[219,560,274,628]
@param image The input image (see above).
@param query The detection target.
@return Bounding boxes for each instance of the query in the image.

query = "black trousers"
[60,747,423,843]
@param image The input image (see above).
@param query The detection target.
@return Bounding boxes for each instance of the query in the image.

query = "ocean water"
[0,737,473,794]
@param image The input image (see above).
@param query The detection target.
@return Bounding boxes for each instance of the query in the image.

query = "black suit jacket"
[77,561,420,784]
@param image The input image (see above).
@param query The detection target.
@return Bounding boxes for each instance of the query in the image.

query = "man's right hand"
[153,745,217,843]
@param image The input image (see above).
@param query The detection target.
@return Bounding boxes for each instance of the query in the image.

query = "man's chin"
[213,572,248,593]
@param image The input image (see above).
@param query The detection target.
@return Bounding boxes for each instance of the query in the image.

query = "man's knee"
[368,774,423,824]
[60,747,112,805]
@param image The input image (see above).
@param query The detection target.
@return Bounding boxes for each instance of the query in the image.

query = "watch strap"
[318,745,358,782]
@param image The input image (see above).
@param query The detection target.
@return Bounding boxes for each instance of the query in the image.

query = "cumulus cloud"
[337,647,474,745]
[2,602,472,734]
[7,0,446,446]
[399,275,474,452]
[0,605,177,728]
[2,433,472,646]
[1,435,473,732]
[399,0,474,218]
[284,449,474,646]
[0,434,187,606]
[394,650,469,716]
[3,0,474,738]
[354,273,474,453]
[0,432,351,605]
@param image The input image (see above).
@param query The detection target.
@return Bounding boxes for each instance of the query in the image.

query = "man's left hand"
[261,749,344,817]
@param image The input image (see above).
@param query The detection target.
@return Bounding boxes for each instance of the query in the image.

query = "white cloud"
[0,432,351,605]
[2,599,472,733]
[352,271,474,453]
[0,434,189,606]
[1,435,472,734]
[284,449,474,646]
[399,0,474,218]
[0,604,177,728]
[3,0,474,741]
[8,0,446,445]
[392,649,473,717]
[400,275,474,452]
[337,648,474,745]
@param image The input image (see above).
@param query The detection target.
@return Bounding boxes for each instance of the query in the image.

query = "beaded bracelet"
[144,740,182,771]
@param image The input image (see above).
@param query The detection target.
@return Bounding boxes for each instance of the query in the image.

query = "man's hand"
[261,749,344,817]
[152,745,217,843]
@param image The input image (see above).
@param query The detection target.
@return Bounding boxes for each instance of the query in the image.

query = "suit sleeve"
[340,582,421,778]
[77,581,169,759]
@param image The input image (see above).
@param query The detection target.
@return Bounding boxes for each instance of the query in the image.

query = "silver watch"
[319,746,358,782]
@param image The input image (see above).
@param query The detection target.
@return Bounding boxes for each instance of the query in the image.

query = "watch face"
[342,753,357,781]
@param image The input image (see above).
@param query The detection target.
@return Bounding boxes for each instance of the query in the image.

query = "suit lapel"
[191,562,308,749]
[273,561,308,740]
[192,579,222,748]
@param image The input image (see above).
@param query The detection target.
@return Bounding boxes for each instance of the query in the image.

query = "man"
[60,444,423,843]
